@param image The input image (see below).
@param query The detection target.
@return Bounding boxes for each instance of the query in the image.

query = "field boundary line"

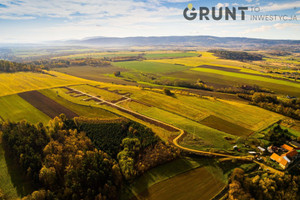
[64,86,284,175]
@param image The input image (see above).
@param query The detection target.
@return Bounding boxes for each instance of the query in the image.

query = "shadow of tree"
[3,144,35,198]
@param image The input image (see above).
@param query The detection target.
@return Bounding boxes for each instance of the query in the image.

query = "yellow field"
[0,71,95,97]
[148,52,263,73]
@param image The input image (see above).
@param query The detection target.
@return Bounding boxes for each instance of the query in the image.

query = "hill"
[69,36,300,50]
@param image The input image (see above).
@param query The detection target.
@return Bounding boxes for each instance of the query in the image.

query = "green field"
[54,66,136,85]
[40,88,120,119]
[30,81,283,150]
[144,52,198,59]
[53,52,141,59]
[135,167,224,200]
[119,100,234,150]
[70,85,124,102]
[113,61,188,73]
[120,88,282,131]
[122,157,226,200]
[200,115,253,136]
[42,87,178,141]
[149,52,262,71]
[192,67,300,89]
[0,94,50,124]
[50,82,283,143]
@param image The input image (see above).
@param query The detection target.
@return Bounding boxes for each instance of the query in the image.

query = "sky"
[0,0,299,43]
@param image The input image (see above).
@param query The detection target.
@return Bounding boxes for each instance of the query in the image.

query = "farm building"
[281,144,294,152]
[270,153,289,169]
[257,146,265,152]
[270,144,298,169]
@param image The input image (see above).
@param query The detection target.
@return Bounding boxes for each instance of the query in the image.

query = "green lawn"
[113,61,188,73]
[0,94,50,124]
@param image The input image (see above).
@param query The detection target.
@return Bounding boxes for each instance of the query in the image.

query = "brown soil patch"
[19,91,78,119]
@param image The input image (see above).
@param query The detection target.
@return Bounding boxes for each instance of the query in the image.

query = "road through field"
[65,86,284,175]
[65,88,251,158]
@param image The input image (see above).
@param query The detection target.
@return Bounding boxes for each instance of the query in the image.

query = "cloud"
[216,3,229,9]
[0,0,179,20]
[243,25,272,33]
[163,0,191,2]
[273,23,299,29]
[0,15,35,20]
[260,1,300,12]
[243,23,299,34]
[245,0,252,3]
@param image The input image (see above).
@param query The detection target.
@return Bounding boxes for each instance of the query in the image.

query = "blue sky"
[0,0,299,43]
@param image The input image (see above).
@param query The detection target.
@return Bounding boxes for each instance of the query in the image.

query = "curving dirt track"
[65,86,284,175]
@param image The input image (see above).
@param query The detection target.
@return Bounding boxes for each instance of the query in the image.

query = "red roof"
[286,150,298,158]
[281,144,294,151]
[270,153,281,161]
[270,153,289,167]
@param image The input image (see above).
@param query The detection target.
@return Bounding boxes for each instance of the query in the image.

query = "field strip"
[191,68,300,89]
[18,91,79,119]
[65,87,249,158]
[197,65,297,83]
[64,87,284,175]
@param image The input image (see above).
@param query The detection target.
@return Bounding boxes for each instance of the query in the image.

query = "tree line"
[0,60,44,72]
[209,50,263,61]
[30,58,111,69]
[237,92,300,120]
[228,168,299,200]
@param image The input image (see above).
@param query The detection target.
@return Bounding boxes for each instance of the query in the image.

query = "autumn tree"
[117,138,140,180]
[1,120,49,182]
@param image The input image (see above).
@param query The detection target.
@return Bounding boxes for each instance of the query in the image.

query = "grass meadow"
[0,94,50,124]
[112,61,189,73]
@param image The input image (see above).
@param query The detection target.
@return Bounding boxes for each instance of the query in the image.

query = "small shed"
[257,146,265,152]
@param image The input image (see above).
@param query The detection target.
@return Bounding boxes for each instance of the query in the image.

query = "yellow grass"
[0,71,95,97]
[148,52,262,73]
